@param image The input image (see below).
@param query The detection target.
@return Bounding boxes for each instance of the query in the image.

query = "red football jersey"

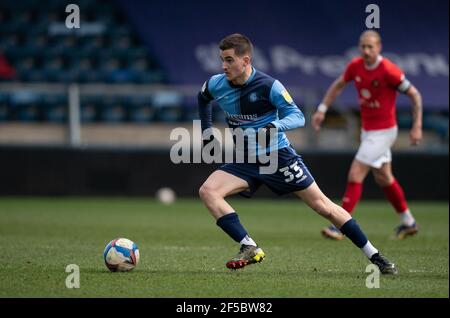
[343,56,406,131]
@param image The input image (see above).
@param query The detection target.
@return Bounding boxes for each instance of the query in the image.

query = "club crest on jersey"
[361,88,371,99]
[371,79,380,88]
[281,89,293,104]
[249,92,259,102]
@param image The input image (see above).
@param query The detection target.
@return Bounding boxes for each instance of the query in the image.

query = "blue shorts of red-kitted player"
[218,146,315,197]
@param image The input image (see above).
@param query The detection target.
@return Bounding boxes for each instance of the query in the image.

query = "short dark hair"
[219,33,253,57]
[360,30,382,44]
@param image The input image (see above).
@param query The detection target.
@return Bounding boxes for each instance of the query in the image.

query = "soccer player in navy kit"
[198,33,397,274]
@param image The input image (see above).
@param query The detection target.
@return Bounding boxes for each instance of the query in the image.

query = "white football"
[103,238,140,272]
[156,187,176,204]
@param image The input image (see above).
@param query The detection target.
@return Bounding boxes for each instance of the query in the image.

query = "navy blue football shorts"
[218,146,315,197]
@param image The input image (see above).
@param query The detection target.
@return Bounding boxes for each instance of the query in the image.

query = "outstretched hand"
[410,126,422,146]
[312,111,325,131]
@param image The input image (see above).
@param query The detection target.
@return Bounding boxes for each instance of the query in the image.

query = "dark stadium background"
[0,0,448,199]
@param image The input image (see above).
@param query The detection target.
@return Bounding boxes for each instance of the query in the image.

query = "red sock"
[342,182,363,214]
[383,179,408,213]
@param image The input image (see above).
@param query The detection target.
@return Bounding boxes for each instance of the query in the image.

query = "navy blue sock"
[216,213,248,243]
[339,219,368,248]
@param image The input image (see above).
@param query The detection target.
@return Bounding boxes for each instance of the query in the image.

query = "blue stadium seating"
[0,0,165,85]
[0,0,446,138]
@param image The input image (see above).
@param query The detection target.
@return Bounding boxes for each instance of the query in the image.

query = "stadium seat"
[151,91,183,122]
[0,92,8,121]
[97,96,127,123]
[1,0,166,88]
[9,90,41,121]
[40,94,68,123]
[127,96,156,123]
[80,96,102,123]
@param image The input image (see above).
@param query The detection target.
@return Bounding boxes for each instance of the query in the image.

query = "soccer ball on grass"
[103,238,140,272]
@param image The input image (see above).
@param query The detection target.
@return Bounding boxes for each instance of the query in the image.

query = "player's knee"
[198,184,209,201]
[198,183,218,202]
[348,163,367,183]
[348,170,364,183]
[373,173,392,187]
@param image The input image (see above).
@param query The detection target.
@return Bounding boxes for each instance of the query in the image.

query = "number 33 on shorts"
[279,161,307,183]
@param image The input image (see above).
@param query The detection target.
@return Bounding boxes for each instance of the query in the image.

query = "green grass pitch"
[0,197,448,298]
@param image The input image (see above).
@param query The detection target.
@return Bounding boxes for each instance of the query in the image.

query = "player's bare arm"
[312,75,347,131]
[405,85,423,146]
